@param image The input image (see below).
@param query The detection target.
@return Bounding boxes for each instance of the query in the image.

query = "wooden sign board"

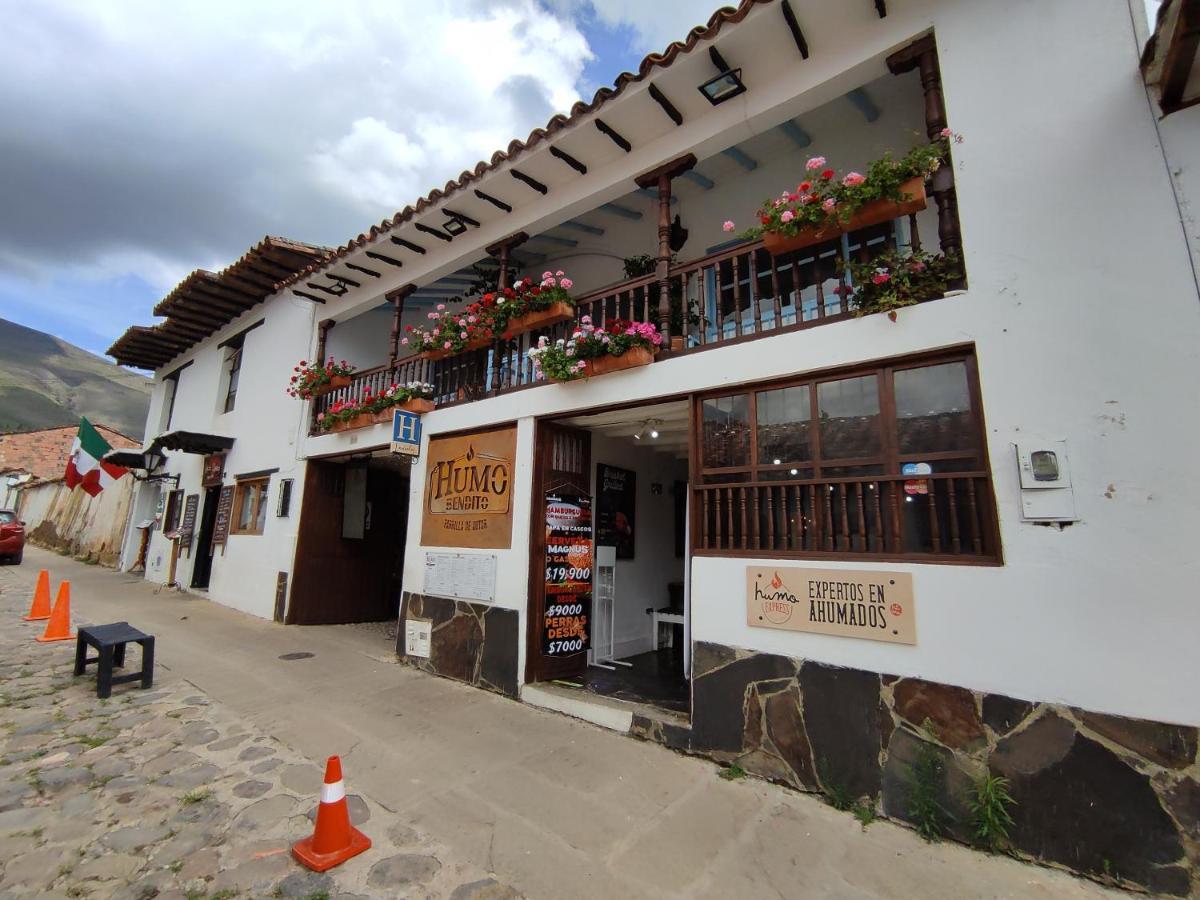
[202,453,226,488]
[746,566,916,645]
[421,426,517,549]
[179,493,199,556]
[212,484,235,547]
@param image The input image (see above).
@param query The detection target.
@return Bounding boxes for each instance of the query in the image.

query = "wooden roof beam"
[780,0,809,59]
[595,119,632,152]
[415,223,453,242]
[510,168,548,195]
[390,236,426,254]
[549,146,587,175]
[365,250,404,268]
[474,189,512,213]
[647,83,683,126]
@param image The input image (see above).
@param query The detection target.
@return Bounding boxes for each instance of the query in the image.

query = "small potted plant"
[499,272,577,339]
[287,357,356,400]
[724,131,960,256]
[528,316,663,382]
[369,381,436,423]
[836,249,961,320]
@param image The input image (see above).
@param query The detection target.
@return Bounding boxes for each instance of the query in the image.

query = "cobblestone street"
[0,561,517,899]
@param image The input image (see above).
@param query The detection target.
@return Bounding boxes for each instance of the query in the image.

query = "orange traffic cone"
[36,581,75,643]
[23,570,52,621]
[292,756,371,872]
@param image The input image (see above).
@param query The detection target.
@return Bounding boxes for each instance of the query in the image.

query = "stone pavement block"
[450,877,523,899]
[232,794,301,833]
[608,777,766,894]
[279,762,323,795]
[100,823,172,852]
[367,854,442,889]
[74,852,142,882]
[0,846,72,891]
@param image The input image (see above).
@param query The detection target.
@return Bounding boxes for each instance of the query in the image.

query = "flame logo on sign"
[771,572,783,590]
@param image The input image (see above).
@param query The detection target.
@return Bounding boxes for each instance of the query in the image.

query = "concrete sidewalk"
[4,547,1123,899]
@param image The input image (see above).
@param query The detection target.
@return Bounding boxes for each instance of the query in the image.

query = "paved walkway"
[0,547,1124,899]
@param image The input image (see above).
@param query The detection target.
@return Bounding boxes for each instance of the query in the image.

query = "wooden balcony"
[311,213,938,433]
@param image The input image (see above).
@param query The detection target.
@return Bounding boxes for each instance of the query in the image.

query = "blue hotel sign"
[391,408,423,457]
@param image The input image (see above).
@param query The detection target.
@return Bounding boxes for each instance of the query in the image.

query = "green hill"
[0,318,151,440]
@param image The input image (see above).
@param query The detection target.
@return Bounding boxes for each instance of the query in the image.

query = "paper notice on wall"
[423,552,497,603]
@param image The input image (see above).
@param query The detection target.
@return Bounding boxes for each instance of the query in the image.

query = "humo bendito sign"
[747,566,916,645]
[421,426,516,549]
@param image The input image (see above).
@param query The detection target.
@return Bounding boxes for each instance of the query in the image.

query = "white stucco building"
[110,2,1200,891]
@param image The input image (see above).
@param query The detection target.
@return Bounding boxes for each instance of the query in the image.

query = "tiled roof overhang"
[1142,0,1200,115]
[279,0,771,290]
[107,236,330,371]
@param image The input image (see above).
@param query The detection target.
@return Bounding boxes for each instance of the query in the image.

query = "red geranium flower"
[820,168,834,181]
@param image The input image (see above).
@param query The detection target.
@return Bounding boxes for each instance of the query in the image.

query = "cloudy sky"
[0,0,710,359]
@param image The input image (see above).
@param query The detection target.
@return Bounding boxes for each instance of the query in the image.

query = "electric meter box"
[1014,440,1078,522]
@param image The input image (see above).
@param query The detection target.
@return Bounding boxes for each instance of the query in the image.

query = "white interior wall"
[589,433,688,659]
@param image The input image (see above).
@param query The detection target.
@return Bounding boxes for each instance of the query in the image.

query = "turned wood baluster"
[946,477,962,554]
[927,479,942,553]
[731,255,744,338]
[855,482,867,552]
[823,484,835,551]
[725,487,734,550]
[701,489,711,550]
[748,251,762,336]
[837,484,851,551]
[766,486,776,550]
[768,253,783,330]
[966,478,983,554]
[738,487,748,550]
[889,481,902,552]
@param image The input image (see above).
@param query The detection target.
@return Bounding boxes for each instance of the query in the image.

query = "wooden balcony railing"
[311,213,930,432]
[694,471,997,561]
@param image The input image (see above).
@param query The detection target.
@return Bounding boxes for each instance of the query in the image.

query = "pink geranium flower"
[822,198,837,212]
[560,278,573,289]
[842,171,865,187]
[780,210,795,223]
[805,156,826,171]
[722,220,735,232]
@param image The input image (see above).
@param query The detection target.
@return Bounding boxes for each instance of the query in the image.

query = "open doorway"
[529,400,691,715]
[288,453,411,625]
[189,486,220,589]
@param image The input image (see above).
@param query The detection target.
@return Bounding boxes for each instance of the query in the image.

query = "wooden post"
[386,284,416,367]
[634,154,696,348]
[315,318,334,366]
[887,36,963,270]
[486,232,529,291]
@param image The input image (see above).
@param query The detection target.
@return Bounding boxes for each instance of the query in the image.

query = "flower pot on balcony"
[584,346,656,377]
[501,301,575,340]
[399,397,436,414]
[763,177,928,256]
[310,374,352,399]
[420,336,492,361]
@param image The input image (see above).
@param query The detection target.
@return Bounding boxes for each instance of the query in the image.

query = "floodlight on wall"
[698,68,746,106]
[443,217,468,237]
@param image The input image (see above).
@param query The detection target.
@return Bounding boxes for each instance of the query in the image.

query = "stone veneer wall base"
[628,642,1198,897]
[396,591,519,699]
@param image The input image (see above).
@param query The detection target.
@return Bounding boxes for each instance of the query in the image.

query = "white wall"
[18,476,134,565]
[589,433,687,659]
[136,291,319,618]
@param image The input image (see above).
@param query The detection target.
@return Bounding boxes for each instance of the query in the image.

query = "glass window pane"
[756,385,812,466]
[702,394,751,468]
[894,362,975,455]
[254,484,268,532]
[236,486,254,531]
[817,375,881,459]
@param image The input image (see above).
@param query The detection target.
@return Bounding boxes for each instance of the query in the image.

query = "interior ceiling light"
[633,419,662,441]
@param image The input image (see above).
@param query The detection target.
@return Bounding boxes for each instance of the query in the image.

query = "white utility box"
[1014,440,1078,522]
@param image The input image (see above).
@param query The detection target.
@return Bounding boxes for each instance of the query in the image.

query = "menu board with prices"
[423,553,497,604]
[542,490,593,657]
[178,493,199,555]
[212,484,235,546]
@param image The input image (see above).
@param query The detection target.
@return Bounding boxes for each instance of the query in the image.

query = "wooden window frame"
[690,346,1002,565]
[222,343,243,414]
[231,477,269,536]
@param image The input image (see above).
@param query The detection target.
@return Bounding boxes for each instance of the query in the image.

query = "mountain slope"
[0,318,151,439]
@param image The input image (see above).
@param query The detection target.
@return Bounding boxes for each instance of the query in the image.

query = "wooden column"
[887,36,963,267]
[386,284,416,367]
[315,318,334,366]
[486,232,529,290]
[635,154,696,345]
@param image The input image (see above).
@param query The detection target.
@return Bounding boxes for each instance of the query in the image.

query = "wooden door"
[527,421,591,683]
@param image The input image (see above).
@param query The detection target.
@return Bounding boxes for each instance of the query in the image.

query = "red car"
[0,509,25,564]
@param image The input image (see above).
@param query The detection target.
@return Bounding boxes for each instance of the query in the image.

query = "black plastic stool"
[74,622,155,699]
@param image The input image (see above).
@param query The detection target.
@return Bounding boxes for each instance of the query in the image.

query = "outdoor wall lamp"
[442,217,468,237]
[113,448,180,487]
[698,68,746,105]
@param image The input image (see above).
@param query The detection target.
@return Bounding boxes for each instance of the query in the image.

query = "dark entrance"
[190,487,220,589]
[288,455,411,625]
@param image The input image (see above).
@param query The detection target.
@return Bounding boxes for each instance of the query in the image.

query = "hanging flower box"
[372,397,436,423]
[762,177,927,256]
[502,301,575,340]
[584,345,656,377]
[420,336,491,361]
[328,412,375,433]
[311,374,352,398]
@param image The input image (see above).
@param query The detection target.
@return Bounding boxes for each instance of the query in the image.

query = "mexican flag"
[64,418,128,497]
